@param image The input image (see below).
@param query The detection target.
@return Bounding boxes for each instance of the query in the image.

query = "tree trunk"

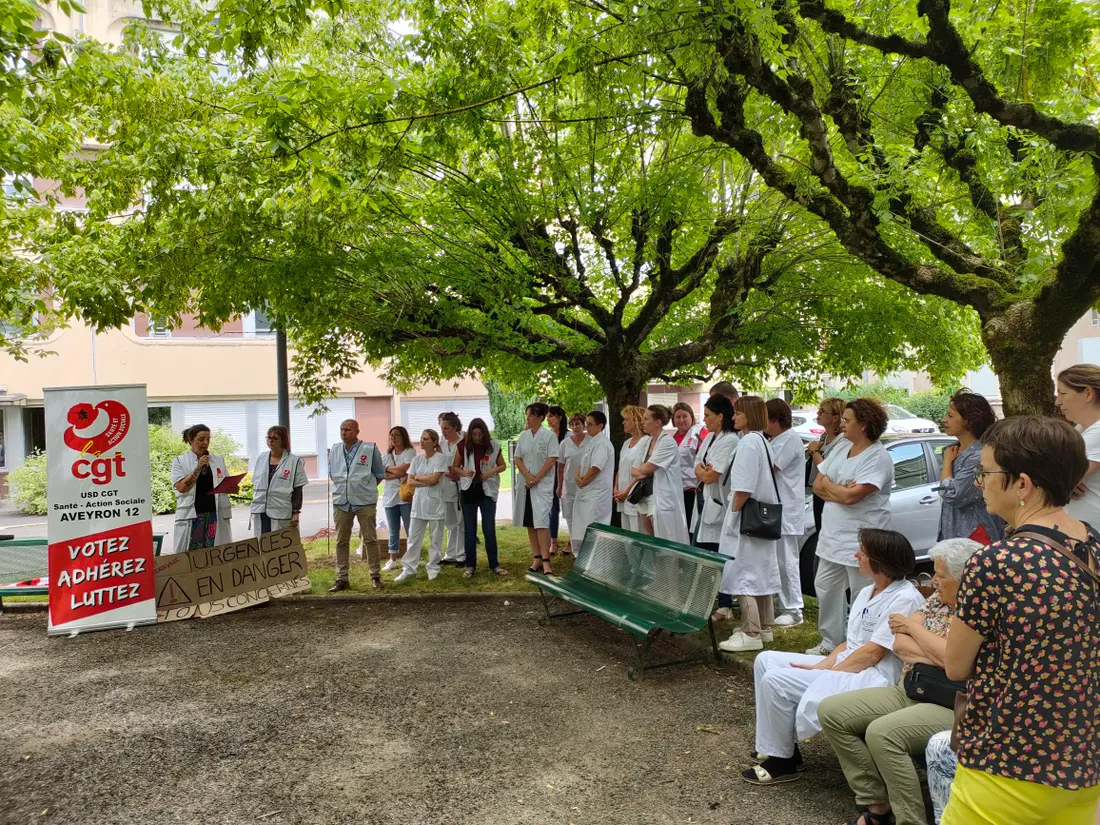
[982,304,1062,417]
[597,369,646,530]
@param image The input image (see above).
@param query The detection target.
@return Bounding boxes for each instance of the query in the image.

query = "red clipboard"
[210,472,247,495]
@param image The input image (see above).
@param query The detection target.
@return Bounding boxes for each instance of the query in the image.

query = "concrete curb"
[287,591,542,605]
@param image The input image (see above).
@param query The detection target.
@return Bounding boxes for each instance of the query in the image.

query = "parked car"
[799,433,956,595]
[791,409,825,438]
[884,404,940,434]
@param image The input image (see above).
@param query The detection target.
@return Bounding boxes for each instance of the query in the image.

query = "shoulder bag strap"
[1013,530,1100,589]
[757,433,781,500]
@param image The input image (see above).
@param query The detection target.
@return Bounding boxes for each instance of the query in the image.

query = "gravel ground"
[0,600,853,825]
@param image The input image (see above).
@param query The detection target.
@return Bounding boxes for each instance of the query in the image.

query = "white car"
[884,404,940,434]
[791,409,825,438]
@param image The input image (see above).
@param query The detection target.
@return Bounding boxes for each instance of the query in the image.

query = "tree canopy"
[7,0,1095,415]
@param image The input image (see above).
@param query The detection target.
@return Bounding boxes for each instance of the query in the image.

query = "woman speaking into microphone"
[171,424,234,553]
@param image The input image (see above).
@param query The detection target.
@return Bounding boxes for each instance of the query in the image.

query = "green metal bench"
[0,533,165,614]
[526,524,726,679]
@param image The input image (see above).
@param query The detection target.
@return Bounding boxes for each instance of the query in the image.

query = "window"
[147,316,171,338]
[253,306,274,335]
[889,441,929,490]
[1092,309,1100,327]
[0,412,5,469]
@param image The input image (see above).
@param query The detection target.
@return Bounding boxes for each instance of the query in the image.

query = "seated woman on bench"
[743,528,924,786]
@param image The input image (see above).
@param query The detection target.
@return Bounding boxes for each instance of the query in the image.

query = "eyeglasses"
[974,470,1010,488]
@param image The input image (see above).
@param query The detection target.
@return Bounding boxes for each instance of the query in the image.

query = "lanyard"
[344,442,362,474]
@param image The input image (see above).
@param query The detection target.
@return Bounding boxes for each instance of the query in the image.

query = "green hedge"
[9,425,252,516]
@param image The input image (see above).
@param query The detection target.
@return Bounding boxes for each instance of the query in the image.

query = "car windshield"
[792,415,806,426]
[886,404,916,420]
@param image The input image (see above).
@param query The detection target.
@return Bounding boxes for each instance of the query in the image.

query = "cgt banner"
[45,385,156,636]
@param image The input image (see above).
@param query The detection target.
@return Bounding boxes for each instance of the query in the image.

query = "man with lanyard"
[328,419,386,591]
[438,412,466,566]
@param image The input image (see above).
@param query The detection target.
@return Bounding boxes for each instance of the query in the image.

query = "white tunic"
[559,435,588,525]
[769,429,807,536]
[676,425,703,490]
[570,435,615,546]
[646,432,690,545]
[691,431,739,544]
[170,451,234,551]
[1066,420,1100,527]
[616,435,651,517]
[456,440,503,501]
[381,448,417,508]
[792,579,926,739]
[439,434,463,503]
[511,427,559,527]
[409,452,450,521]
[250,451,308,520]
[719,433,781,595]
[817,441,895,567]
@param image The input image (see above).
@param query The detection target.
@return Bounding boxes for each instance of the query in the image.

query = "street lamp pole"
[276,326,290,429]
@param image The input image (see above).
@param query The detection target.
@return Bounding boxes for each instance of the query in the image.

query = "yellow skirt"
[943,765,1100,825]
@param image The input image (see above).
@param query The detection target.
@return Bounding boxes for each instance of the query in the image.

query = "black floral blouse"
[955,523,1100,790]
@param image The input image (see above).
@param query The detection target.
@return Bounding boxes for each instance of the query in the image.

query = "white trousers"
[814,558,872,651]
[442,500,465,562]
[754,651,890,758]
[776,535,804,614]
[402,517,444,575]
[620,512,640,533]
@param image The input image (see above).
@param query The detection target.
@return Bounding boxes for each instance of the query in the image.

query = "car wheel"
[800,534,819,597]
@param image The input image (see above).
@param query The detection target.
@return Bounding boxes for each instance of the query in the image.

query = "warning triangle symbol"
[158,577,192,607]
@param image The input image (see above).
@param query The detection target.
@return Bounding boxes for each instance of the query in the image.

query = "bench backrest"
[0,534,165,584]
[573,525,725,622]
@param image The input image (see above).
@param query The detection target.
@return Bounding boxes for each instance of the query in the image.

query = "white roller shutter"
[401,399,493,437]
[647,392,679,408]
[255,399,320,455]
[181,401,249,456]
[324,398,357,448]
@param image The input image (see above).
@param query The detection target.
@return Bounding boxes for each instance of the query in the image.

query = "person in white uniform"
[809,398,895,655]
[395,429,450,581]
[743,528,924,785]
[381,426,417,571]
[250,424,307,536]
[328,418,386,591]
[692,394,739,555]
[765,399,809,628]
[558,414,589,556]
[631,404,690,545]
[570,411,615,554]
[512,403,559,575]
[1056,364,1100,527]
[716,396,782,652]
[613,405,650,533]
[806,397,849,533]
[438,412,466,566]
[171,424,233,553]
[672,402,703,534]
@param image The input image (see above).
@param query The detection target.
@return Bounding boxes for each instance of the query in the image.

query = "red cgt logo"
[65,400,131,485]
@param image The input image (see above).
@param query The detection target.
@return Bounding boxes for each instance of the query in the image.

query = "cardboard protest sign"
[45,385,156,636]
[154,527,310,622]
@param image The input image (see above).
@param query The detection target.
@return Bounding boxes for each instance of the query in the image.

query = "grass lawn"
[304,524,562,594]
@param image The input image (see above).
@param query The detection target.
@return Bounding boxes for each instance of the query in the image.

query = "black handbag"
[903,662,967,709]
[627,434,661,504]
[739,434,783,540]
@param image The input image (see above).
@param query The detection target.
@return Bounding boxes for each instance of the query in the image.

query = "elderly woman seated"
[816,538,982,825]
[744,529,925,785]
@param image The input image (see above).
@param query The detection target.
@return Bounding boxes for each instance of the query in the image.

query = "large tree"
[11,5,982,440]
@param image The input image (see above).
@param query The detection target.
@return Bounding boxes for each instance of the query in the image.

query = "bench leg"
[536,589,586,626]
[0,594,4,616]
[627,629,710,680]
[707,617,719,660]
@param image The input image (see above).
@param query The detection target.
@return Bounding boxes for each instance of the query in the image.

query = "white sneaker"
[804,642,833,656]
[718,631,764,653]
[381,558,400,572]
[393,570,415,583]
[733,626,773,643]
[427,571,439,581]
[774,612,803,628]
